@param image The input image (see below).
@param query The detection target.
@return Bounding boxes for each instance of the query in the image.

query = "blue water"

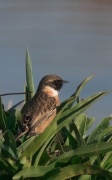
[0,0,112,130]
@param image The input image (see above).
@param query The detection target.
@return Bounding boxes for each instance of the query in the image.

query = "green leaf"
[100,151,112,170]
[42,168,61,180]
[15,110,23,127]
[0,97,6,130]
[1,130,17,161]
[19,156,31,168]
[75,114,87,136]
[1,145,18,161]
[38,150,51,166]
[17,136,35,157]
[65,127,78,149]
[12,166,54,179]
[5,115,16,131]
[47,164,112,180]
[0,130,5,148]
[0,157,16,175]
[26,48,35,99]
[50,142,112,163]
[78,175,91,180]
[87,117,112,144]
[84,117,95,135]
[69,122,86,146]
[5,110,22,131]
[101,126,112,139]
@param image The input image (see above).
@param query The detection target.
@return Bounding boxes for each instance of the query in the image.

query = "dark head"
[37,74,68,92]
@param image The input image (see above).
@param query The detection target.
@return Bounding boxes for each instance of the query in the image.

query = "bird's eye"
[54,80,59,84]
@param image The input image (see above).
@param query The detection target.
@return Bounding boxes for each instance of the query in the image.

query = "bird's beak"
[63,80,69,84]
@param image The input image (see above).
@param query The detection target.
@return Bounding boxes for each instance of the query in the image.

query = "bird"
[15,74,68,140]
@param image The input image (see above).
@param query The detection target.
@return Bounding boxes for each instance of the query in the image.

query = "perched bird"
[15,74,68,140]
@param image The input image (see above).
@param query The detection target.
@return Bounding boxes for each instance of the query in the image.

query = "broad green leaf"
[38,150,51,166]
[34,138,52,166]
[48,155,80,168]
[42,168,61,180]
[5,110,22,131]
[12,166,54,180]
[5,115,16,131]
[71,156,82,165]
[100,151,112,170]
[47,164,112,180]
[17,136,35,156]
[50,142,112,164]
[78,175,91,180]
[65,127,78,149]
[26,48,35,99]
[0,158,16,175]
[70,123,86,146]
[100,126,112,141]
[20,156,31,168]
[19,91,110,159]
[75,114,87,136]
[0,130,4,147]
[1,130,17,160]
[12,155,32,173]
[62,145,73,152]
[84,117,95,135]
[1,145,17,161]
[4,130,17,154]
[87,117,112,144]
[15,110,23,127]
[0,97,6,130]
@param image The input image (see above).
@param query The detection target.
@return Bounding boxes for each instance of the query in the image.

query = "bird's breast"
[43,86,58,97]
[43,86,60,106]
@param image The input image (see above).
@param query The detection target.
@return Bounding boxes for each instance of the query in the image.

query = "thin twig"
[0,92,32,96]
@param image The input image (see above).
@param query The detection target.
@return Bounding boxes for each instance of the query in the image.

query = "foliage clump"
[0,50,112,180]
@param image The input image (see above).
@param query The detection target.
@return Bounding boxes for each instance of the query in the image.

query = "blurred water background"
[0,0,112,130]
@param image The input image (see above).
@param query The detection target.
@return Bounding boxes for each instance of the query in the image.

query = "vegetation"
[0,49,112,180]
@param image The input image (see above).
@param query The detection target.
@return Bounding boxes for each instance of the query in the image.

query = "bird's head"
[37,74,69,93]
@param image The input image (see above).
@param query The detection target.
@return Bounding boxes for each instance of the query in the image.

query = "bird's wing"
[15,94,57,140]
[15,107,56,140]
[28,108,56,135]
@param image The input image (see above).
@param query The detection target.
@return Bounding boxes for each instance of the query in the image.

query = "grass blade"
[0,97,6,130]
[26,48,35,99]
[47,164,112,180]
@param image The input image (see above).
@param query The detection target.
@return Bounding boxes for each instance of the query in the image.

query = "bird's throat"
[43,86,59,97]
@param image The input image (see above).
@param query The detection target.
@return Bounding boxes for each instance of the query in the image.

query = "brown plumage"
[15,74,68,140]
